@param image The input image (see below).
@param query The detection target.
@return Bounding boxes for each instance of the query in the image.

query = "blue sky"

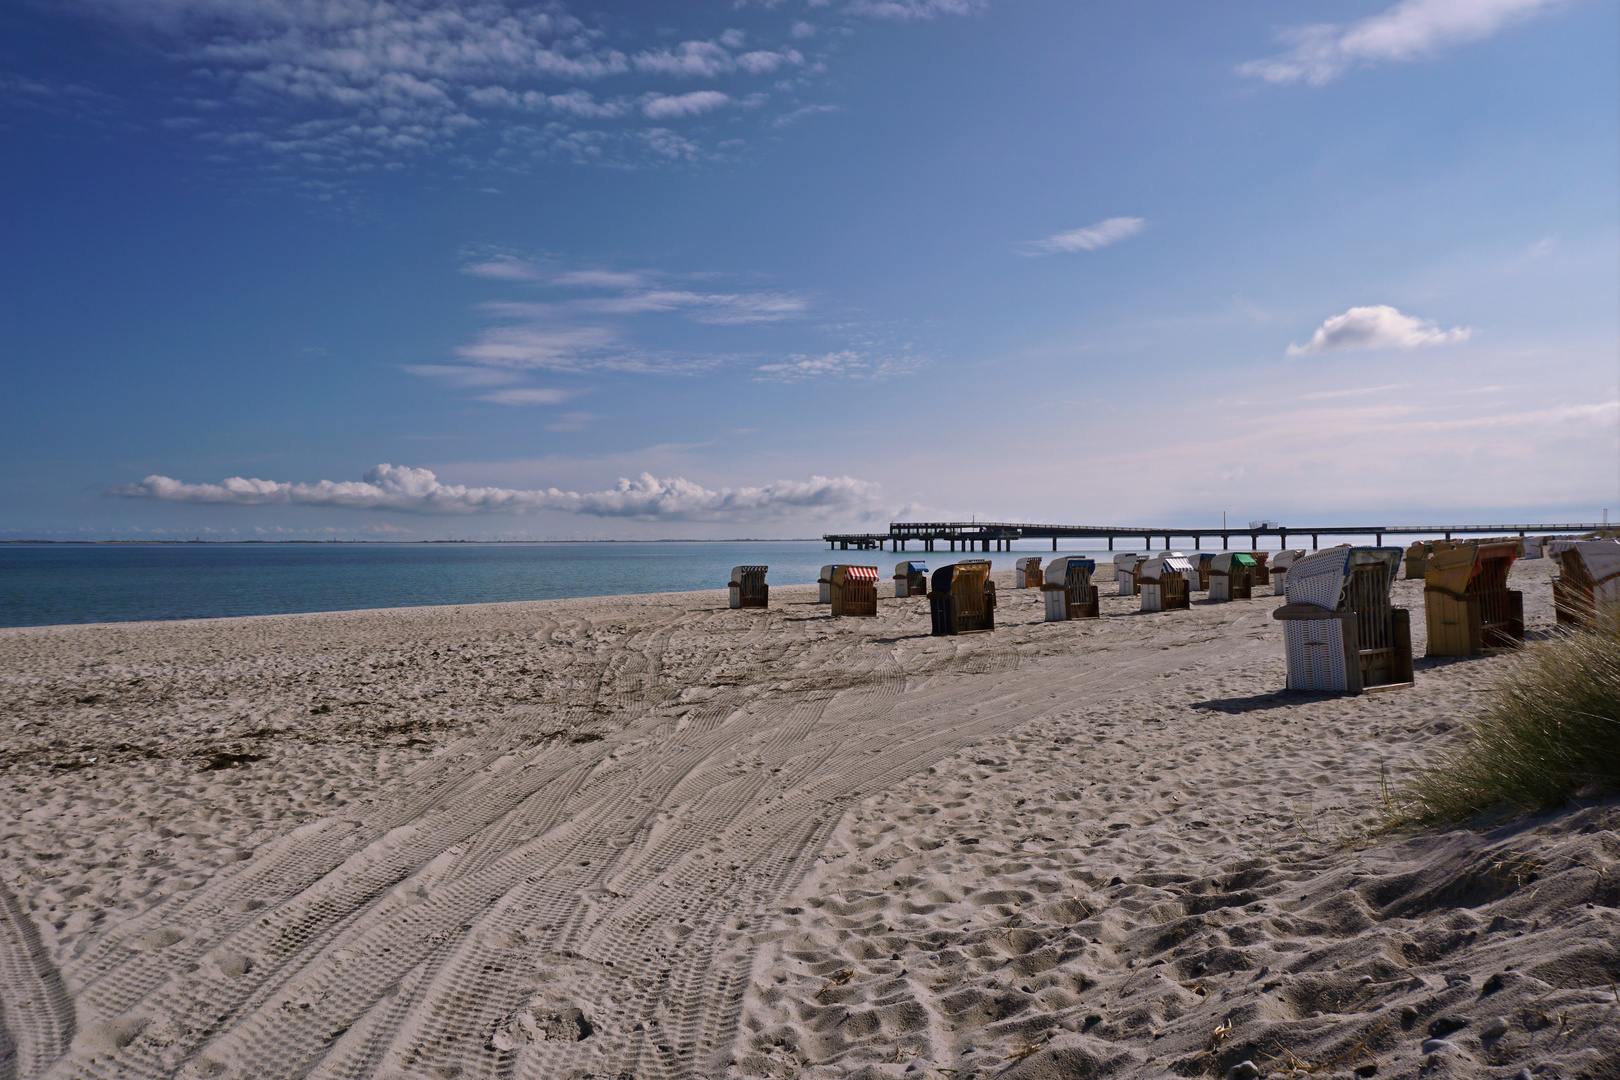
[2,0,1616,540]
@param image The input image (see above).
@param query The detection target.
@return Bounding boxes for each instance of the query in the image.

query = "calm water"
[0,542,1117,628]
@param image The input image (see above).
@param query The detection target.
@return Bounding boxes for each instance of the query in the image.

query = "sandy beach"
[1,560,1615,1080]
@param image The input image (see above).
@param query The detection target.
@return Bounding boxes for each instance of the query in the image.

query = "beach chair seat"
[1139,554,1192,612]
[1041,556,1099,621]
[928,560,994,635]
[894,560,928,598]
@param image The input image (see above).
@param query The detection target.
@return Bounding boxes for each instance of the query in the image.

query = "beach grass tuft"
[1388,615,1620,825]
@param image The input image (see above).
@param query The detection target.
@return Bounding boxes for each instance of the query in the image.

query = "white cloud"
[115,463,884,520]
[476,388,575,406]
[1022,216,1145,255]
[632,41,736,78]
[755,349,926,381]
[846,0,988,20]
[404,364,525,388]
[1239,0,1565,85]
[460,255,544,281]
[773,103,840,127]
[1286,305,1472,356]
[590,290,805,324]
[791,21,818,38]
[736,49,804,74]
[553,269,652,289]
[642,91,732,119]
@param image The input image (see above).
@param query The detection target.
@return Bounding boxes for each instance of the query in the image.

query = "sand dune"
[0,561,1614,1079]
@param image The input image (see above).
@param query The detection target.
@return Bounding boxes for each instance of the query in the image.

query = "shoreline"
[2,561,1615,1078]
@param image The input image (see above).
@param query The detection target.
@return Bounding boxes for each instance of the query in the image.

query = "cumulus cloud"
[632,40,736,78]
[1287,305,1472,356]
[1022,217,1145,255]
[115,464,883,520]
[642,91,732,119]
[1240,0,1565,85]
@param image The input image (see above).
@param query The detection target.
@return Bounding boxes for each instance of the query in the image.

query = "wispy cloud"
[1239,0,1565,86]
[846,0,989,20]
[1021,217,1145,255]
[475,388,575,406]
[754,349,926,381]
[115,464,884,520]
[773,103,841,127]
[460,255,547,282]
[1287,305,1472,356]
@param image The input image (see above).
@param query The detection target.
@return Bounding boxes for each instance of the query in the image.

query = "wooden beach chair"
[1403,541,1431,580]
[1273,545,1413,694]
[1139,554,1193,612]
[1550,540,1620,628]
[1014,557,1044,589]
[893,560,928,598]
[1270,549,1306,596]
[1208,552,1256,602]
[818,564,839,604]
[1423,539,1524,655]
[830,565,879,617]
[1112,553,1144,596]
[1041,556,1099,621]
[728,565,769,610]
[1185,552,1214,592]
[928,560,995,636]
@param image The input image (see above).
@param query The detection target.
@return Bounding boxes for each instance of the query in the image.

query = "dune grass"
[1388,616,1620,825]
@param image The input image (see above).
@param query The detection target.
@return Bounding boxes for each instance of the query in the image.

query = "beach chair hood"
[1284,546,1401,610]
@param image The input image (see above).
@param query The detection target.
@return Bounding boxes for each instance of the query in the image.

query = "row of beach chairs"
[727,537,1620,692]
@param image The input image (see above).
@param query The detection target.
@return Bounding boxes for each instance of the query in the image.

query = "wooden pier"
[825,521,1605,553]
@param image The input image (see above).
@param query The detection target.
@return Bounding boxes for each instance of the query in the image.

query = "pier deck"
[825,521,1606,553]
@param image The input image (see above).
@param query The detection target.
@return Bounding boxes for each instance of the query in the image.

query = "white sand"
[0,560,1614,1080]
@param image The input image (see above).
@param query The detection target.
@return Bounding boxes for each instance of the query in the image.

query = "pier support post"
[1375,533,1381,547]
[1052,537,1057,551]
[1252,534,1258,550]
[1312,534,1319,550]
[1221,534,1229,549]
[1108,537,1114,551]
[1194,536,1200,550]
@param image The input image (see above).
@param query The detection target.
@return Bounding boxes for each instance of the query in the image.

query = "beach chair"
[894,560,929,598]
[1208,553,1256,602]
[1270,549,1306,596]
[1015,556,1044,589]
[1273,546,1413,693]
[1403,542,1431,580]
[1550,540,1620,628]
[1041,556,1099,621]
[1186,552,1214,592]
[728,565,769,610]
[1251,551,1271,587]
[928,560,995,636]
[830,565,879,617]
[1113,553,1144,596]
[1139,554,1193,612]
[1519,536,1543,560]
[1423,539,1524,655]
[818,564,839,604]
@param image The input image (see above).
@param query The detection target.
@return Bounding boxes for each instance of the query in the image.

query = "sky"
[2,0,1616,541]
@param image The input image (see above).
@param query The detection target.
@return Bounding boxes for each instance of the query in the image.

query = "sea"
[0,542,1119,628]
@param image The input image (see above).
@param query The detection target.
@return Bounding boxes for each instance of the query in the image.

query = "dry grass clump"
[1389,617,1620,825]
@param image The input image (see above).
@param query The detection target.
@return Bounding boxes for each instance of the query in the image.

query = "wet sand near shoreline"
[1,560,1615,1079]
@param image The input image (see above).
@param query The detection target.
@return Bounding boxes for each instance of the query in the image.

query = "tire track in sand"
[37,594,1277,1079]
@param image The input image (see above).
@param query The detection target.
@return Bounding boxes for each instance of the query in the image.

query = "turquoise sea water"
[0,542,1117,628]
